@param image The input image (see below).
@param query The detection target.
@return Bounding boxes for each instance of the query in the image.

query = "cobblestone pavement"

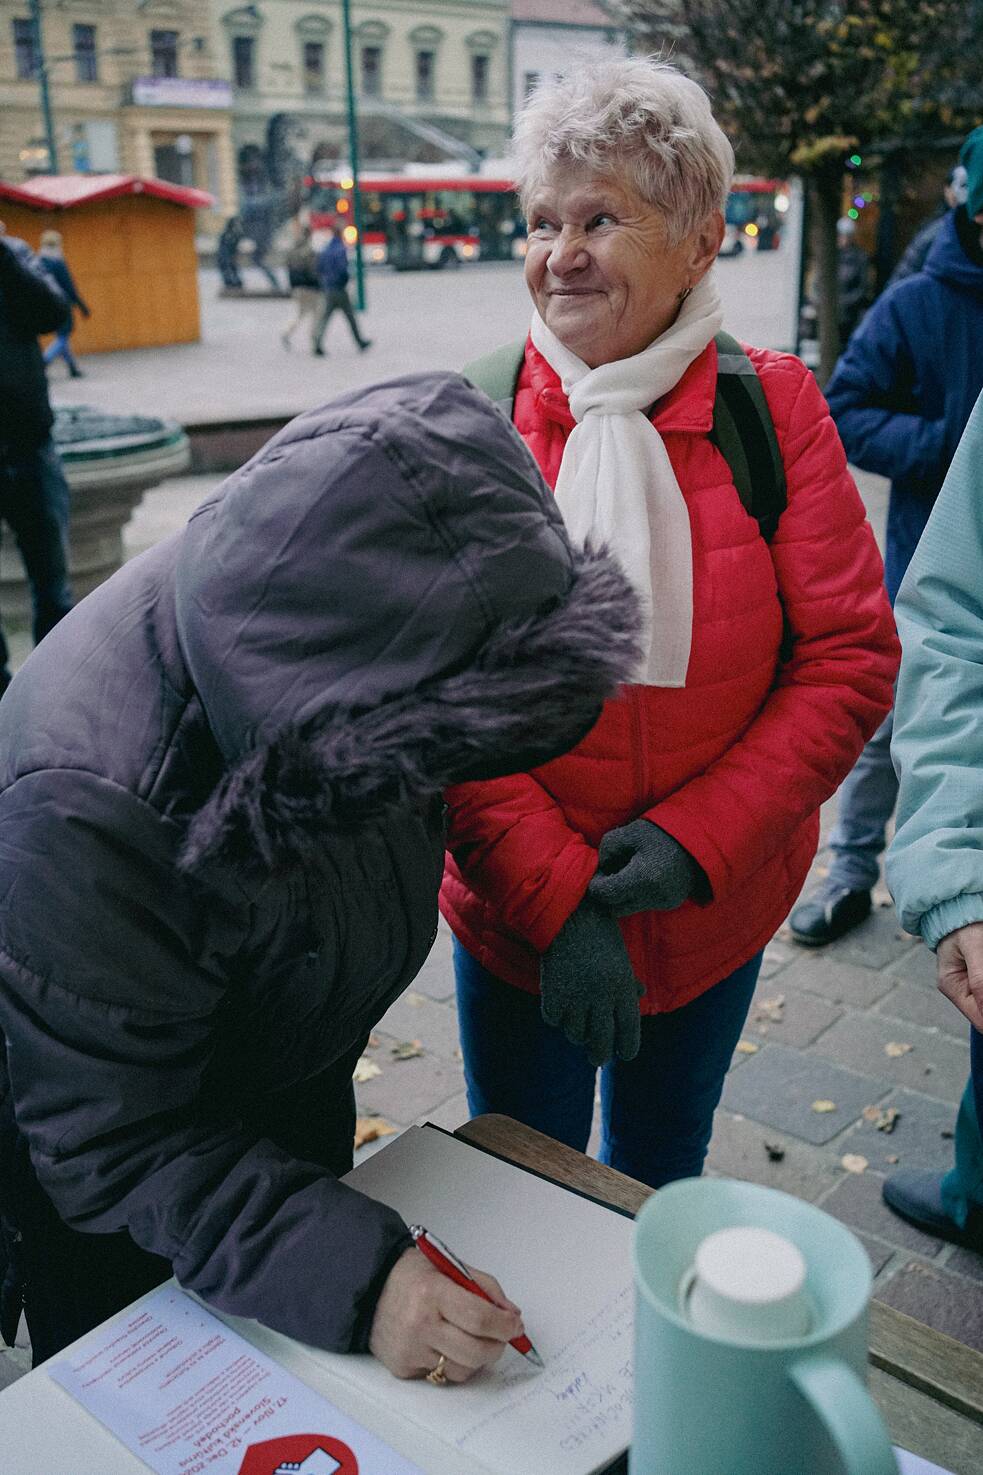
[3,285,980,1386]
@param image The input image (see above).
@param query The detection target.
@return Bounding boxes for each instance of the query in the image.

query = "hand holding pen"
[411,1225,545,1373]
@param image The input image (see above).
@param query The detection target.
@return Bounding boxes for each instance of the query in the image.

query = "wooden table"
[456,1114,983,1475]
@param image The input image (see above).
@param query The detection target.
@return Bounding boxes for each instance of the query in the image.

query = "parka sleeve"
[646,360,899,898]
[0,771,410,1353]
[824,288,949,487]
[444,773,597,951]
[885,394,983,948]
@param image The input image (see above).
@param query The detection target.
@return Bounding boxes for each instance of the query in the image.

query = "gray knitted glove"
[588,820,702,917]
[540,894,643,1066]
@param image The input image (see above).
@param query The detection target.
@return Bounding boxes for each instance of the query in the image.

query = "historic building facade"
[213,0,511,190]
[510,0,626,119]
[0,1,237,223]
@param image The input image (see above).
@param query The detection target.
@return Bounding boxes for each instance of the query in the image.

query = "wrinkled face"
[523,163,723,367]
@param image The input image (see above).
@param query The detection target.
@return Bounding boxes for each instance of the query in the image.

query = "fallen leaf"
[353,1057,382,1083]
[354,1116,397,1149]
[875,1107,901,1133]
[841,1154,868,1174]
[764,1142,785,1162]
[755,994,786,1023]
[735,1039,759,1054]
[886,1154,900,1164]
[406,992,424,1008]
[885,1041,913,1058]
[453,1047,463,1061]
[811,1099,837,1113]
[862,1105,881,1123]
[367,1033,381,1050]
[391,1039,424,1061]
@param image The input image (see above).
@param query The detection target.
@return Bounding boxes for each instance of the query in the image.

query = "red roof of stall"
[0,174,213,210]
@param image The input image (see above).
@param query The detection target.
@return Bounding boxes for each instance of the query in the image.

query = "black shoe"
[883,1171,983,1251]
[358,338,373,352]
[788,881,871,946]
[69,367,84,378]
[313,345,325,356]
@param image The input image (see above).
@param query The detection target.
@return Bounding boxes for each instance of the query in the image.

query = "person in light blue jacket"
[884,392,983,1249]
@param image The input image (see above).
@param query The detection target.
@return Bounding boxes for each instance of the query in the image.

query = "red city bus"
[722,177,790,255]
[303,173,523,268]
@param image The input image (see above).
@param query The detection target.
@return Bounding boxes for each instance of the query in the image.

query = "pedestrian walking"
[314,223,371,355]
[216,216,243,289]
[834,216,873,343]
[790,123,983,946]
[38,229,89,379]
[0,371,640,1368]
[281,224,321,351]
[0,224,73,698]
[440,58,898,1189]
[884,392,983,1251]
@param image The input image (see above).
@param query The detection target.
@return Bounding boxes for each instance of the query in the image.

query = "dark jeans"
[454,941,762,1188]
[42,330,80,376]
[0,438,73,694]
[0,1035,366,1365]
[941,1026,983,1226]
[315,287,368,349]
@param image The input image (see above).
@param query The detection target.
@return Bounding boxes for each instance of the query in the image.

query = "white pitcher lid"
[694,1226,806,1306]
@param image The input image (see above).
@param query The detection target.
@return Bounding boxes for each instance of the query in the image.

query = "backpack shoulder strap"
[463,340,527,421]
[710,330,787,543]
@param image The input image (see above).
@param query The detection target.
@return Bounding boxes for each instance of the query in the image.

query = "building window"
[303,40,324,93]
[73,23,98,84]
[471,53,489,104]
[361,44,381,97]
[150,29,179,79]
[13,17,38,79]
[232,34,255,89]
[415,49,434,102]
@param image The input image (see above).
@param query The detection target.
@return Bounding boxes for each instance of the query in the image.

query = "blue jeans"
[454,942,762,1189]
[43,330,80,376]
[941,1028,983,1225]
[828,704,898,892]
[0,438,73,692]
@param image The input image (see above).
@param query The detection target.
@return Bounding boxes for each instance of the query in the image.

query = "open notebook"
[244,1123,636,1475]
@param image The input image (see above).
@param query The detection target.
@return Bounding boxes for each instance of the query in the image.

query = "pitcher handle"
[790,1354,898,1475]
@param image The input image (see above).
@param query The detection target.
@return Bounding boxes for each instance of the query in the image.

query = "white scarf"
[530,275,723,686]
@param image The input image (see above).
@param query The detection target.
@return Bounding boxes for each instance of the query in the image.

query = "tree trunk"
[809,169,843,386]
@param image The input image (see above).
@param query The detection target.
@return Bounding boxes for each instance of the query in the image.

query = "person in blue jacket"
[883,394,983,1249]
[38,230,89,379]
[314,222,371,356]
[791,124,983,945]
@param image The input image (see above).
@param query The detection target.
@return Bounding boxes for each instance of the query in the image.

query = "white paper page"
[47,1285,423,1475]
[290,1125,635,1475]
[894,1451,956,1475]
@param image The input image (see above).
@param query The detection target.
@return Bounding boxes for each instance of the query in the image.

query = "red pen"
[410,1224,545,1369]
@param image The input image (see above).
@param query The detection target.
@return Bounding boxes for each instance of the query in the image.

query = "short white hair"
[511,58,735,246]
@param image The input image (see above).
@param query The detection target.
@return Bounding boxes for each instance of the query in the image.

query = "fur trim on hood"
[180,545,640,875]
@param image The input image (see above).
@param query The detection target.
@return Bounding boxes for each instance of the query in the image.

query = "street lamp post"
[29,0,58,174]
[340,0,366,311]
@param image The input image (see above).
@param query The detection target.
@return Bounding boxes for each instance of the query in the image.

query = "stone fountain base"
[1,407,190,625]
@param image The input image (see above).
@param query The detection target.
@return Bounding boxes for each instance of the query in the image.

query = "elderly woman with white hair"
[440,57,899,1187]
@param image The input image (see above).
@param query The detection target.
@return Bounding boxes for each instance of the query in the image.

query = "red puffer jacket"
[440,338,899,1012]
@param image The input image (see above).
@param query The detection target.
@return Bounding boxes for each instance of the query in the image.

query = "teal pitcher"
[631,1178,898,1475]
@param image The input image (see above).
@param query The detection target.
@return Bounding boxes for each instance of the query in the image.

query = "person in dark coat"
[0,224,73,697]
[38,229,90,378]
[0,371,640,1372]
[790,124,983,947]
[216,215,244,288]
[314,223,370,354]
[884,163,967,290]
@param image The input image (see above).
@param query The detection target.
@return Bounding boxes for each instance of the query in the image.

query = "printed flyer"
[47,1286,422,1475]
